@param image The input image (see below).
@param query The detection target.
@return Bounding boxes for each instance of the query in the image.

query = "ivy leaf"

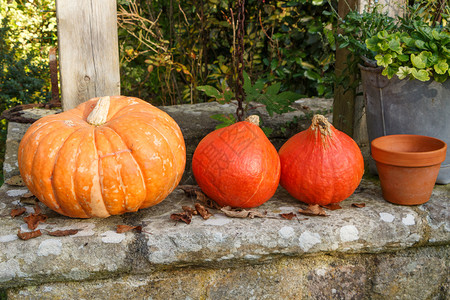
[414,40,426,49]
[375,54,393,68]
[434,60,449,75]
[377,30,389,40]
[397,54,410,62]
[388,39,402,54]
[382,66,396,79]
[411,53,426,69]
[411,68,430,81]
[396,66,412,80]
[366,36,379,51]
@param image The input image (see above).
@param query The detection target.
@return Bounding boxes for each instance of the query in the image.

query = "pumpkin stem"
[244,115,260,126]
[87,96,111,126]
[311,114,332,137]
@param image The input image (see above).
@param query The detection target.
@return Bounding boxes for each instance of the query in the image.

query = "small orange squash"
[18,96,186,218]
[192,116,280,208]
[279,114,364,206]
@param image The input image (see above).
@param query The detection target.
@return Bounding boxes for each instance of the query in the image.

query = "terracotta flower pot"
[371,134,447,205]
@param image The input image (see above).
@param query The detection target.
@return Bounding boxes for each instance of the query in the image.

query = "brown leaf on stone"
[322,203,342,211]
[5,175,25,186]
[298,204,328,217]
[280,212,296,220]
[195,203,212,220]
[178,185,202,197]
[182,206,197,216]
[20,192,38,205]
[33,203,42,215]
[194,190,222,209]
[10,207,26,218]
[48,229,80,236]
[17,229,42,240]
[116,225,143,233]
[170,212,192,224]
[24,213,48,230]
[352,203,366,208]
[178,185,222,209]
[221,206,266,219]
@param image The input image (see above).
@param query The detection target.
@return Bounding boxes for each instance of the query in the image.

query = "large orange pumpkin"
[279,114,364,206]
[18,96,186,218]
[192,116,280,208]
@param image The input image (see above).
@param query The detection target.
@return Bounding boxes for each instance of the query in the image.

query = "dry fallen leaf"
[116,225,143,233]
[33,203,42,215]
[352,203,366,208]
[298,204,329,217]
[48,229,80,236]
[178,185,222,209]
[24,213,48,230]
[195,203,212,220]
[194,190,222,209]
[182,206,197,216]
[20,192,38,205]
[280,212,296,220]
[170,212,192,224]
[5,175,25,186]
[178,185,202,197]
[17,229,42,240]
[322,203,342,211]
[10,207,26,218]
[220,206,266,219]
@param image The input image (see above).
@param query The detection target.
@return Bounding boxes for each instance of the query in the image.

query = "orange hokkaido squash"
[279,114,364,206]
[192,116,280,208]
[18,96,186,218]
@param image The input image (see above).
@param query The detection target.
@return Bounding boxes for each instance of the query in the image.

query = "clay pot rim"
[371,134,447,167]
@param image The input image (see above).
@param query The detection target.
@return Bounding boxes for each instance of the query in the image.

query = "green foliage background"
[118,0,337,105]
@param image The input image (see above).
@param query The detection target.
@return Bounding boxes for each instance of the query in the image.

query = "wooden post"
[56,0,120,111]
[333,0,358,137]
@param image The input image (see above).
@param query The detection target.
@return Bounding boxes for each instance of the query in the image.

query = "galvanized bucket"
[360,64,450,184]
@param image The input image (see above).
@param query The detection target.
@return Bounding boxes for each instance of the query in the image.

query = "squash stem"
[244,115,260,126]
[87,96,111,126]
[311,114,332,137]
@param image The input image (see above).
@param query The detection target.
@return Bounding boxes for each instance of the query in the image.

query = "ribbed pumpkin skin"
[18,96,186,218]
[192,120,280,208]
[279,116,364,206]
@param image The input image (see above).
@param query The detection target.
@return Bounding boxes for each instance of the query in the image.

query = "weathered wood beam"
[56,0,120,111]
[333,0,358,136]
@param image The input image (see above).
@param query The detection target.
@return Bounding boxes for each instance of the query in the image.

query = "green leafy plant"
[198,71,302,131]
[367,22,450,82]
[198,71,302,117]
[336,1,449,83]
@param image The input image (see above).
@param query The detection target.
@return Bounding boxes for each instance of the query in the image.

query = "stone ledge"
[1,100,448,298]
[0,178,449,289]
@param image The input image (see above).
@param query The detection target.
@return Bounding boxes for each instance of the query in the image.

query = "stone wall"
[0,100,448,299]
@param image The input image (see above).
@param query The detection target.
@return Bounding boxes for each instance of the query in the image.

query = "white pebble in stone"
[299,231,321,252]
[38,239,63,256]
[402,214,415,226]
[340,225,359,242]
[278,226,295,239]
[0,235,18,243]
[379,212,395,223]
[101,230,125,243]
[6,189,28,197]
[203,215,232,226]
